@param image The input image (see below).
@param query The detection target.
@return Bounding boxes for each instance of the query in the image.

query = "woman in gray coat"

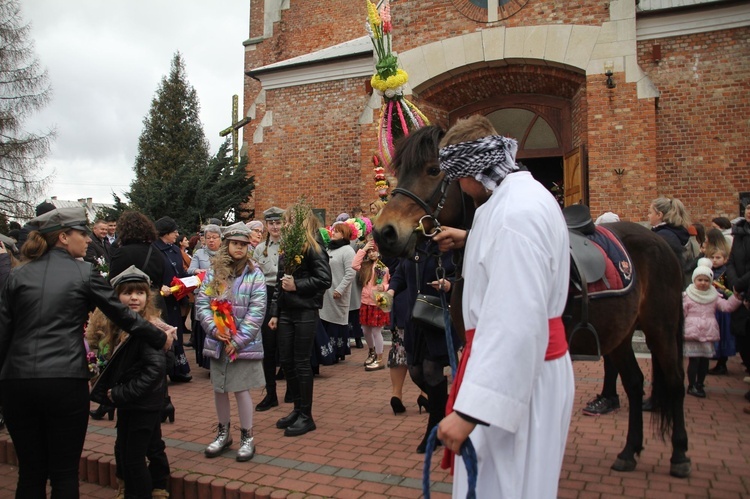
[319,222,356,361]
[188,224,223,369]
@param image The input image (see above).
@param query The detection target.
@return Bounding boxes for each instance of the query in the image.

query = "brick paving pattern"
[0,344,748,498]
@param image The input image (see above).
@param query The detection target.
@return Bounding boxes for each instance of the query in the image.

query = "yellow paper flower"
[371,68,408,92]
[367,0,381,37]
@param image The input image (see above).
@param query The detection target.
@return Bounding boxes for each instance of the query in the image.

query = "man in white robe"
[436,115,575,498]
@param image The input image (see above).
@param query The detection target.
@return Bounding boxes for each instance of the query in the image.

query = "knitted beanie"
[692,257,713,282]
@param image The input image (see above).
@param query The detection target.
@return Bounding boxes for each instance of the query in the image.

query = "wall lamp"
[613,168,625,176]
[604,61,616,89]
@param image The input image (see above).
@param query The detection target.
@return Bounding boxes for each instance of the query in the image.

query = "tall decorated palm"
[365,0,430,178]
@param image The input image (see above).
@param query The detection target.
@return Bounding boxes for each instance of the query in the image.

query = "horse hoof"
[611,457,637,472]
[669,459,691,478]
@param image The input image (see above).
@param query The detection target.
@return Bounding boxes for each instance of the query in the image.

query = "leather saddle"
[563,204,604,361]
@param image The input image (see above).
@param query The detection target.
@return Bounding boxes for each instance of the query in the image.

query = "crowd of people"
[581,198,750,418]
[0,114,747,497]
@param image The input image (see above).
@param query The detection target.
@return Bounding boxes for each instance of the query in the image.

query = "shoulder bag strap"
[143,244,153,269]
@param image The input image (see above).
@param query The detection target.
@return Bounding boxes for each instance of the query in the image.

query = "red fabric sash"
[440,317,567,472]
[545,317,567,361]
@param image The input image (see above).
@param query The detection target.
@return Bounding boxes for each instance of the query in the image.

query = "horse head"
[373,126,471,257]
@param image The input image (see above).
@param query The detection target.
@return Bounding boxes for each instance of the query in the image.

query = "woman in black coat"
[0,207,170,498]
[727,209,750,382]
[153,216,192,383]
[388,240,457,453]
[269,206,332,438]
[109,211,165,291]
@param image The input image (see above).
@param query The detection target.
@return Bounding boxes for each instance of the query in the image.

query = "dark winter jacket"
[727,219,750,293]
[270,240,332,317]
[90,335,167,411]
[109,242,165,291]
[85,236,111,265]
[0,248,167,380]
[153,239,188,328]
[652,223,690,260]
[388,241,457,359]
[0,253,10,290]
[727,219,750,336]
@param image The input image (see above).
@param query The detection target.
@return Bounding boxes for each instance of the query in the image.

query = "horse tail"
[650,300,684,440]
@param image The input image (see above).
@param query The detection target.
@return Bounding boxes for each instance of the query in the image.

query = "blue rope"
[422,276,478,499]
[422,426,479,499]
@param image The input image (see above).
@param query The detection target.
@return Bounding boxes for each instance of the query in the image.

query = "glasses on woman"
[250,229,263,234]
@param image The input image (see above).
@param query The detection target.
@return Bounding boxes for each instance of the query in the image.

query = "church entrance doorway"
[448,92,584,207]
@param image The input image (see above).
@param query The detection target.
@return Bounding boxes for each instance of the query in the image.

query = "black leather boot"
[416,378,448,454]
[90,404,115,421]
[256,391,279,412]
[276,409,300,429]
[161,395,175,423]
[284,412,316,437]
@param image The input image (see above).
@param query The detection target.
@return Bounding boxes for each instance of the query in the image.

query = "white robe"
[453,171,575,498]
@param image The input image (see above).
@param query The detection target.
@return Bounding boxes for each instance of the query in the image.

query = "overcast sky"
[20,0,250,206]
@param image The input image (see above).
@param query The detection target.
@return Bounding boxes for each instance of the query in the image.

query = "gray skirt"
[210,350,266,393]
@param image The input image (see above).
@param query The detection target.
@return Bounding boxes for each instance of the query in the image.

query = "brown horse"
[373,125,691,478]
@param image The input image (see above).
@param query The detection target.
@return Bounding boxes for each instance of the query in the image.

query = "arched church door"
[452,95,584,207]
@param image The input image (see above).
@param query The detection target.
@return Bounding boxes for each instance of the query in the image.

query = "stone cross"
[219,94,252,165]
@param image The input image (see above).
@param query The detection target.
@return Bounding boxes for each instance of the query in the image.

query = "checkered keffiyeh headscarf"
[439,135,519,191]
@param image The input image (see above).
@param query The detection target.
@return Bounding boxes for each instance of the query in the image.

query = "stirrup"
[568,322,602,362]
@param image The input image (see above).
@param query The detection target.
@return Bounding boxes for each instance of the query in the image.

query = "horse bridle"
[390,176,452,237]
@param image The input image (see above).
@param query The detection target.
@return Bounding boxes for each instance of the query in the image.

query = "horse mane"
[390,125,445,176]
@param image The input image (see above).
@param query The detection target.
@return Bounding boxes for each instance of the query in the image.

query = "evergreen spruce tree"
[129,52,210,231]
[193,140,255,223]
[0,0,54,220]
[95,192,130,222]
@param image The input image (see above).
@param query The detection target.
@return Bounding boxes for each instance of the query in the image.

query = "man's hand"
[437,412,476,454]
[432,227,467,252]
[268,317,278,330]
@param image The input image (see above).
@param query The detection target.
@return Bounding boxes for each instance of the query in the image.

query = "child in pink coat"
[683,258,742,397]
[352,239,390,371]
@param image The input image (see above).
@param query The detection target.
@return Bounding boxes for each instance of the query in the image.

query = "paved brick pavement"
[0,344,748,498]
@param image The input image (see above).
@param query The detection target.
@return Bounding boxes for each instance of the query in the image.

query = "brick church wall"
[243,0,749,223]
[247,77,372,221]
[586,79,658,221]
[638,26,750,223]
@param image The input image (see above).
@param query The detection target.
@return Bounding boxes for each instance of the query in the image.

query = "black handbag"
[412,293,446,331]
[411,257,448,332]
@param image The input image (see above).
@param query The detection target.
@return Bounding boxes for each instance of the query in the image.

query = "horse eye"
[427,167,440,176]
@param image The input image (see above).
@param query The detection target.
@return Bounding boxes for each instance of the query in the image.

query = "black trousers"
[348,309,363,341]
[115,409,170,498]
[1,378,89,499]
[278,308,318,415]
[260,285,278,394]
